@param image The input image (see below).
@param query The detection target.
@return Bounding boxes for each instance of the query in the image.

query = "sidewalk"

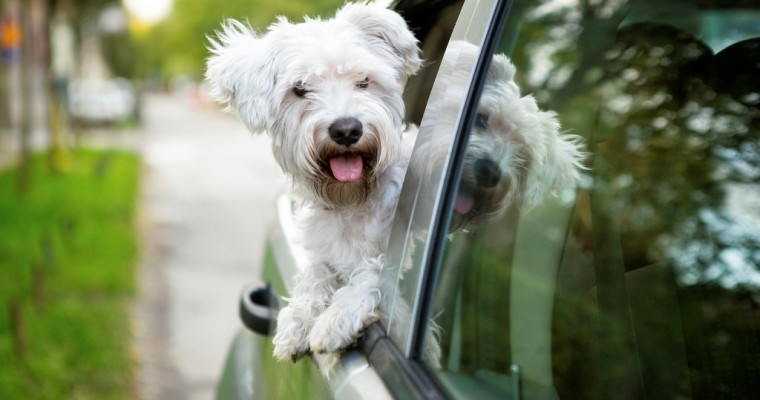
[0,92,282,399]
[134,93,286,400]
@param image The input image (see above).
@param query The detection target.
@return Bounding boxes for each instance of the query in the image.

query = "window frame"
[365,0,516,398]
[407,0,512,364]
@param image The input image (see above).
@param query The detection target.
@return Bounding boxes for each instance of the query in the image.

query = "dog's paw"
[308,305,375,354]
[273,339,309,363]
[273,326,310,362]
[272,306,313,362]
[422,328,442,369]
[308,316,352,355]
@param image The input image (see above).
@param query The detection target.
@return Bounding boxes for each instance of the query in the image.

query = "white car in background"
[68,78,137,125]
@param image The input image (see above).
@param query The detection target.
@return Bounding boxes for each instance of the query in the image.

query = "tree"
[132,0,345,81]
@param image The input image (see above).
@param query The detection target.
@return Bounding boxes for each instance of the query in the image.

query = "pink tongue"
[329,154,363,182]
[454,194,475,214]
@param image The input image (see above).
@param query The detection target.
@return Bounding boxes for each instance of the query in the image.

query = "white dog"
[205,2,421,362]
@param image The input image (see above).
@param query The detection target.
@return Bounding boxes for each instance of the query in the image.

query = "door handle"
[239,283,279,336]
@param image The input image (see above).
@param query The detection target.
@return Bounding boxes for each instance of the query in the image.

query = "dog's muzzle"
[329,117,363,146]
[473,158,501,188]
[453,158,502,216]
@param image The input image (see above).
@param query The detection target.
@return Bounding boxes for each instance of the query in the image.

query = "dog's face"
[206,4,421,207]
[454,46,586,231]
[416,41,585,232]
[450,51,533,231]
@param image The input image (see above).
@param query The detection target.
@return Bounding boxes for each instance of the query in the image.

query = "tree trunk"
[16,0,33,194]
[9,298,27,358]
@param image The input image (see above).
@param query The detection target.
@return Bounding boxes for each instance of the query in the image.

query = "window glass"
[380,0,496,357]
[421,0,760,399]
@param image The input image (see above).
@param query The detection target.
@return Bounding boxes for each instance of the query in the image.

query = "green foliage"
[133,0,346,81]
[100,31,139,79]
[0,150,139,399]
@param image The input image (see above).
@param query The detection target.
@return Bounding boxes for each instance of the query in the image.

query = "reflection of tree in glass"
[505,3,760,397]
[589,23,760,289]
[510,1,760,289]
[593,26,760,396]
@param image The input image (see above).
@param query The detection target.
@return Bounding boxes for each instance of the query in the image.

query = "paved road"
[134,93,285,400]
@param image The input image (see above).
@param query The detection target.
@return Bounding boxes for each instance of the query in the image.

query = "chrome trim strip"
[271,194,301,294]
[314,351,394,399]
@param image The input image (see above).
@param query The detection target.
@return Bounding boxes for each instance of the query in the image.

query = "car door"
[380,0,760,399]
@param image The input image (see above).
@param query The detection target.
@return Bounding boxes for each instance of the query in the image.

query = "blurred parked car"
[218,0,760,398]
[68,78,138,125]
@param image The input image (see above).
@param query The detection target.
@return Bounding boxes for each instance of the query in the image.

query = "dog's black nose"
[474,158,501,188]
[329,118,363,146]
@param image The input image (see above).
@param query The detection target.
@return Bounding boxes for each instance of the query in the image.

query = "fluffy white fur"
[205,2,421,362]
[415,40,585,233]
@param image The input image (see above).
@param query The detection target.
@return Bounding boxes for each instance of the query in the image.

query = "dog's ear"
[488,53,517,86]
[522,105,587,208]
[206,20,275,133]
[486,54,586,208]
[337,3,422,80]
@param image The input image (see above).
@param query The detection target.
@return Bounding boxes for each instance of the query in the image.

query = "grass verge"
[0,149,139,399]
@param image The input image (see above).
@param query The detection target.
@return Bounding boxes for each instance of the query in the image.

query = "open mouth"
[454,192,475,215]
[329,153,364,182]
[325,151,376,183]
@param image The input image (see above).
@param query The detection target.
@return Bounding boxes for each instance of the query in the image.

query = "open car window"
[415,0,760,399]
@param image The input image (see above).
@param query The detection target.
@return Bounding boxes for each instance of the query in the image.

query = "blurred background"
[0,0,342,399]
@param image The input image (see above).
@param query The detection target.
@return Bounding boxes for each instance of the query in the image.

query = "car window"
[380,0,498,359]
[399,0,465,124]
[417,0,760,399]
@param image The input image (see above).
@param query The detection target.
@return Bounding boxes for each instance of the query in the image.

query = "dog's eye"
[474,113,489,129]
[293,83,310,98]
[356,78,369,89]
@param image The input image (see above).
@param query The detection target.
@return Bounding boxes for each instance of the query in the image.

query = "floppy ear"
[205,20,274,133]
[522,105,587,208]
[486,53,586,208]
[336,3,422,80]
[488,53,517,83]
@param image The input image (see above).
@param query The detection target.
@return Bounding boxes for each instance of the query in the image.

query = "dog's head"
[418,41,585,232]
[205,3,421,207]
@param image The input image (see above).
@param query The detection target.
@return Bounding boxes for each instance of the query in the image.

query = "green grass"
[0,150,139,399]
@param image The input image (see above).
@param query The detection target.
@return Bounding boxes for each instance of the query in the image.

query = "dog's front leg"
[273,263,337,362]
[308,256,383,354]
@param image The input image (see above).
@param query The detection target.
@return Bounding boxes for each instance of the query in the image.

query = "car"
[68,78,138,125]
[217,0,760,398]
